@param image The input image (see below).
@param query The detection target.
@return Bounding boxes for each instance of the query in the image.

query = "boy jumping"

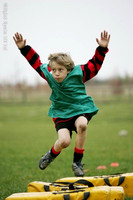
[13,31,110,176]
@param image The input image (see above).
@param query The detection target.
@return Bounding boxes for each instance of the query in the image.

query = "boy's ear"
[67,70,71,74]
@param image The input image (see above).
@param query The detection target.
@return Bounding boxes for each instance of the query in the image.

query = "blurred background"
[0,0,133,104]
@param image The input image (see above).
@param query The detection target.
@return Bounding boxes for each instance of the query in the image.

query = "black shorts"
[53,114,92,136]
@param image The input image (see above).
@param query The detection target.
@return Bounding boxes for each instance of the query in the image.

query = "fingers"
[96,38,100,45]
[104,30,108,38]
[13,32,23,42]
[108,33,111,42]
[101,30,107,39]
[13,36,16,43]
[101,30,110,41]
[97,30,110,47]
[13,32,18,43]
[13,32,26,48]
[24,39,26,46]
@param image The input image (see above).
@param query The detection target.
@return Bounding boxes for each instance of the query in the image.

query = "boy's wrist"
[19,45,31,55]
[19,45,26,50]
[97,45,108,53]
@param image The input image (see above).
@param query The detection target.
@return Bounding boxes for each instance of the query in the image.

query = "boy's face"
[51,61,70,83]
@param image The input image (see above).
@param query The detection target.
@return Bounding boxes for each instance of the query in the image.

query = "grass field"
[0,100,133,200]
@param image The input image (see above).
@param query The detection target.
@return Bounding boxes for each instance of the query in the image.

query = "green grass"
[0,100,133,200]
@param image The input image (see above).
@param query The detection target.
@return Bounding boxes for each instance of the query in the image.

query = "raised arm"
[81,30,110,82]
[13,33,51,80]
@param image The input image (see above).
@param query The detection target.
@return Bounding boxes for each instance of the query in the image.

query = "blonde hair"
[48,53,75,71]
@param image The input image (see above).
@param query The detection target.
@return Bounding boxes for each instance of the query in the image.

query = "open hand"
[96,30,110,48]
[13,32,26,49]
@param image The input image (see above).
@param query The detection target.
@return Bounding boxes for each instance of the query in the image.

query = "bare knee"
[60,139,70,149]
[77,123,87,132]
[75,116,88,133]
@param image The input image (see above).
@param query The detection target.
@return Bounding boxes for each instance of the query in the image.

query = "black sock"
[73,147,85,163]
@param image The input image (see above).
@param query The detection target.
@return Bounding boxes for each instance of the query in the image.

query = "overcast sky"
[1,0,133,85]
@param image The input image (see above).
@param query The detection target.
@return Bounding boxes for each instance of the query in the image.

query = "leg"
[54,128,71,152]
[39,128,71,170]
[72,116,88,176]
[75,116,88,149]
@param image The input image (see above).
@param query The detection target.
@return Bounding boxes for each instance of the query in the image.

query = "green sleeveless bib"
[40,64,98,118]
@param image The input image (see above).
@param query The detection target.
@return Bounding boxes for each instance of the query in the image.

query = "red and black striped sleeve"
[81,46,109,82]
[20,45,51,80]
